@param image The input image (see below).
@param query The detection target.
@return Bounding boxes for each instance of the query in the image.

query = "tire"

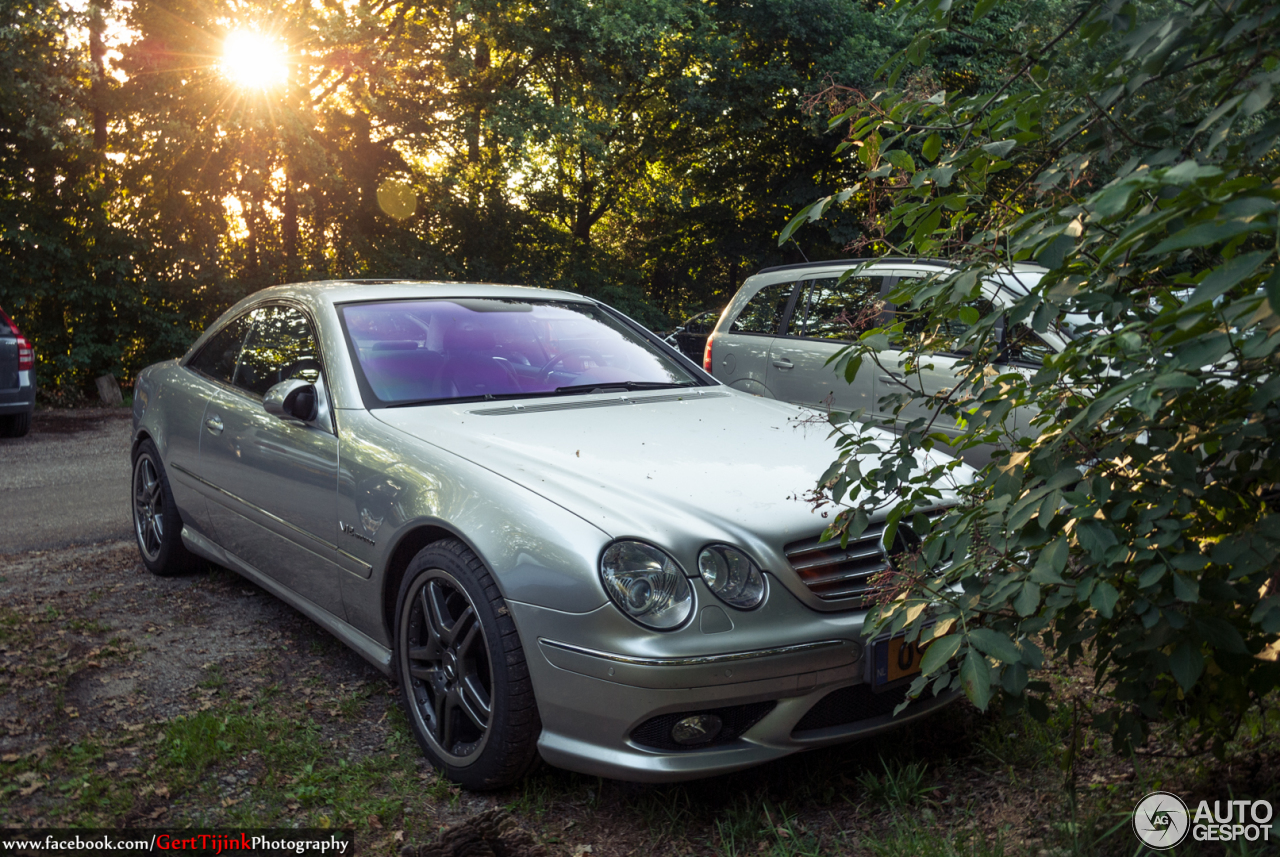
[131,439,197,576]
[0,410,31,438]
[394,539,541,790]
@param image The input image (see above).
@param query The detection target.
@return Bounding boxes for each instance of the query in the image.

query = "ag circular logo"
[1134,791,1191,849]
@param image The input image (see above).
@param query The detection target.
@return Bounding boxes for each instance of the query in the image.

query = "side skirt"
[181,527,393,675]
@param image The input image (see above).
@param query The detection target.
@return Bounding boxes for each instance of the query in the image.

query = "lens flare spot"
[221,31,288,89]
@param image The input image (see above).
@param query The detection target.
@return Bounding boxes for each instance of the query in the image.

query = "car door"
[175,311,258,533]
[198,303,345,616]
[874,273,1011,444]
[709,279,797,397]
[998,319,1061,437]
[766,274,887,413]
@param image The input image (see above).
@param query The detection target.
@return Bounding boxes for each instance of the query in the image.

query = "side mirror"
[263,379,318,422]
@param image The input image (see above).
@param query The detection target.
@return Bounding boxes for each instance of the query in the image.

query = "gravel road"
[0,408,134,553]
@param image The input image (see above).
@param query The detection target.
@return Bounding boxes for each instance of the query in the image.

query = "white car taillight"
[17,335,33,371]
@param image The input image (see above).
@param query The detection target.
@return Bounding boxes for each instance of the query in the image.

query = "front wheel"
[394,540,540,789]
[131,439,196,576]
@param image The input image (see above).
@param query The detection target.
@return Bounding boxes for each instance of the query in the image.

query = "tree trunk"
[283,171,298,279]
[89,2,108,150]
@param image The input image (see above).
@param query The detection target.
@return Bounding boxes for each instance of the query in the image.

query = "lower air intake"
[791,683,913,735]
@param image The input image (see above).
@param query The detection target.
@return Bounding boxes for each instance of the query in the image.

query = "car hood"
[371,388,962,556]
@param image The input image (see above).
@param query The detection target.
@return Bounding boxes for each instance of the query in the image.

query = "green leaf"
[969,627,1022,664]
[1014,581,1041,617]
[1093,183,1134,218]
[960,649,992,710]
[1185,251,1271,307]
[972,0,999,21]
[1193,617,1247,654]
[981,140,1016,158]
[922,133,942,162]
[1169,641,1204,692]
[1264,267,1280,316]
[1030,538,1068,584]
[1001,661,1029,695]
[1036,234,1075,270]
[1090,581,1119,618]
[1148,219,1265,255]
[919,634,961,675]
[1243,80,1272,116]
[884,149,916,173]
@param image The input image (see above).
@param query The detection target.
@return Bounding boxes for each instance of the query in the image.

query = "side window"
[730,281,795,335]
[1003,322,1054,365]
[233,306,323,398]
[890,278,993,354]
[187,313,252,384]
[794,276,885,340]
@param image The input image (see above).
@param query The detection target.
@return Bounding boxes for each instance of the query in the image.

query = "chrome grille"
[784,525,889,607]
[785,509,949,608]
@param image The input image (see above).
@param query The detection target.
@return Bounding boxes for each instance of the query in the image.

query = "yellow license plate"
[870,633,940,690]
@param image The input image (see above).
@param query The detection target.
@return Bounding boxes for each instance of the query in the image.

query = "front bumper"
[509,587,960,782]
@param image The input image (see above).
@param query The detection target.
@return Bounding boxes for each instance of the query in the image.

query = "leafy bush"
[788,0,1280,754]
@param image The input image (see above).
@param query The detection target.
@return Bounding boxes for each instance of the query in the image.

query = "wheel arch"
[380,522,492,647]
[131,428,154,460]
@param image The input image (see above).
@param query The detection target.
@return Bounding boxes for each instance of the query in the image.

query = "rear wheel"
[394,540,540,789]
[131,439,196,576]
[0,411,31,438]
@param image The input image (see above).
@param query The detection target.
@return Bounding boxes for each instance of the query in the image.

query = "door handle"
[205,415,224,434]
[879,372,904,384]
[771,358,794,370]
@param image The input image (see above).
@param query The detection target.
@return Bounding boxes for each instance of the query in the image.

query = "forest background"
[0,0,1019,398]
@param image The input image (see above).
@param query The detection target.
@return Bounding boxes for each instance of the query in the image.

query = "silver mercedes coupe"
[130,280,967,789]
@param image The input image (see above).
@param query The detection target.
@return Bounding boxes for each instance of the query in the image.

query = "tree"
[786,0,1280,755]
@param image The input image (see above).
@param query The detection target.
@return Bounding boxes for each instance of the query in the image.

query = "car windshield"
[341,298,700,406]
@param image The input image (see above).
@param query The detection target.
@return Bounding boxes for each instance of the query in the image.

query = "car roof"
[247,279,587,307]
[754,258,1048,276]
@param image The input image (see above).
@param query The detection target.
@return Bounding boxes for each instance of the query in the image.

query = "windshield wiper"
[385,391,534,408]
[384,381,698,408]
[553,381,697,395]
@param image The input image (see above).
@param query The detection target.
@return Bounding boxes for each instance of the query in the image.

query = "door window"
[1002,322,1054,364]
[188,313,253,384]
[233,306,324,398]
[889,279,994,354]
[792,276,885,340]
[730,281,796,335]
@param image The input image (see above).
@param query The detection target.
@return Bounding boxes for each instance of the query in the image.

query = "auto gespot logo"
[1133,791,1274,849]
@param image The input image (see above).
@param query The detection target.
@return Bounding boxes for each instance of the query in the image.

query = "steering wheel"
[539,349,606,383]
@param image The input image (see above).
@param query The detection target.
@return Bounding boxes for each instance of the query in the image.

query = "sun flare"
[220,31,288,89]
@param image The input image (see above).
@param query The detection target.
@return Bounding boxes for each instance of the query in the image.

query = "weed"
[976,711,1056,770]
[197,664,226,690]
[855,757,937,808]
[865,819,1005,857]
[67,618,111,633]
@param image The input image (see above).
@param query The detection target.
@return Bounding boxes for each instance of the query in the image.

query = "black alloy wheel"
[131,439,196,576]
[395,540,540,789]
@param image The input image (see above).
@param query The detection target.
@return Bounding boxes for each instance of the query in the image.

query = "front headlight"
[697,545,766,609]
[600,541,693,630]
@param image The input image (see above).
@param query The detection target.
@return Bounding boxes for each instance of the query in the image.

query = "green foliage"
[792,0,1280,755]
[2,0,914,391]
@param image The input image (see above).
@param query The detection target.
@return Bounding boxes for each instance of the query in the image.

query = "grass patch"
[854,757,936,808]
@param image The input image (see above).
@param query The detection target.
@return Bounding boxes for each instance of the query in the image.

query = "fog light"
[670,714,723,746]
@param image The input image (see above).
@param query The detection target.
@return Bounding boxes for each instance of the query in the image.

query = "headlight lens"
[600,542,693,630]
[697,545,765,609]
